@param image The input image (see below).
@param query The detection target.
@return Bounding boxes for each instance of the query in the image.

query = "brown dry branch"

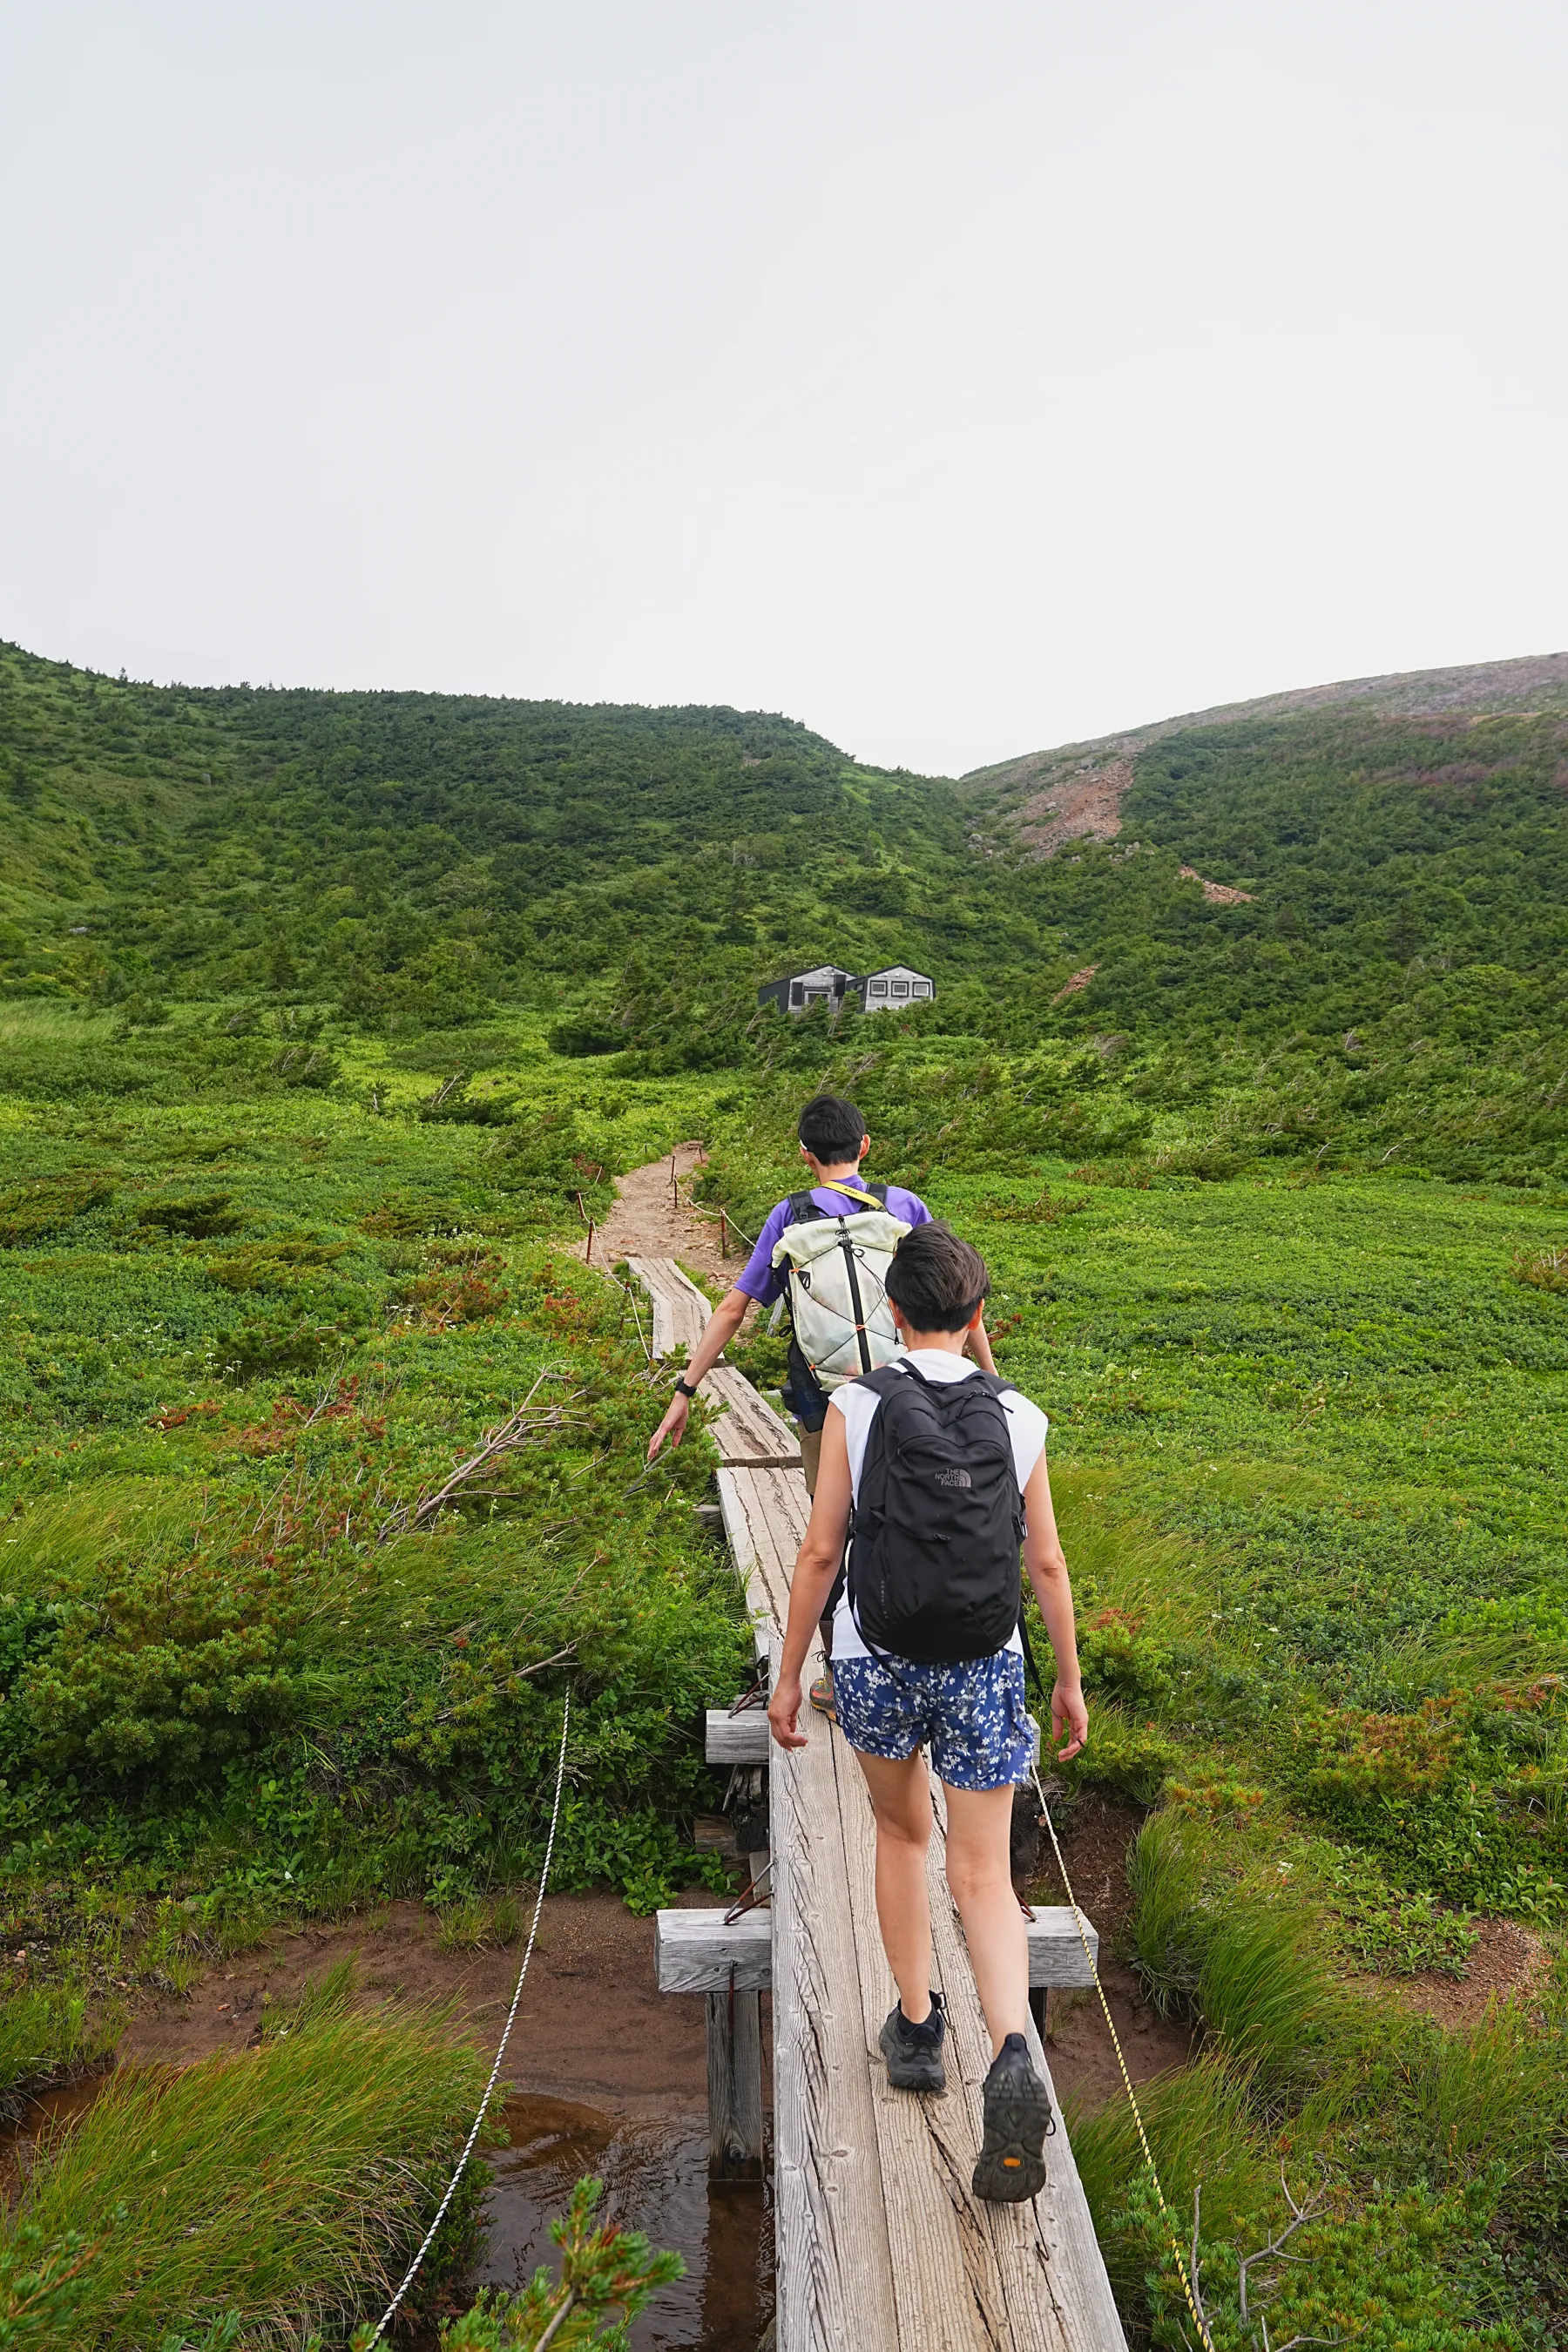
[1182,2169,1339,2352]
[375,1370,587,1541]
[424,1642,578,1725]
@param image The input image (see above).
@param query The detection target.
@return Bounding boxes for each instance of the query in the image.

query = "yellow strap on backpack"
[816,1178,885,1213]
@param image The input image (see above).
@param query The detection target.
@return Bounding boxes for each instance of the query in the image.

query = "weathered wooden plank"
[770,1630,900,2352]
[626,1254,710,1359]
[706,1707,774,1764]
[655,1901,1097,1997]
[708,1985,767,2181]
[656,1907,774,1993]
[624,1261,801,1460]
[928,1782,1129,2351]
[661,1255,720,1322]
[716,1465,807,1648]
[704,1364,803,1466]
[1024,1909,1099,1990]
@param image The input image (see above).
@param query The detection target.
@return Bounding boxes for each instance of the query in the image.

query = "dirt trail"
[586,1142,736,1286]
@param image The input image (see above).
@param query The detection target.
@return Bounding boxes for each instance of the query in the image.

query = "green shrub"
[1061,1704,1179,1804]
[1132,2168,1522,2352]
[213,1307,357,1382]
[424,2175,682,2349]
[270,1044,339,1090]
[1077,1610,1178,1712]
[0,2214,112,2347]
[10,1551,308,1780]
[198,1238,349,1291]
[0,1179,115,1247]
[135,1194,244,1240]
[1511,1244,1568,1293]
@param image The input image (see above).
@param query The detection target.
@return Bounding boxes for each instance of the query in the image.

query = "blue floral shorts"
[831,1648,1036,1791]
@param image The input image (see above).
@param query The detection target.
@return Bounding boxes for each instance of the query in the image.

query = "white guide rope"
[362,1689,573,2347]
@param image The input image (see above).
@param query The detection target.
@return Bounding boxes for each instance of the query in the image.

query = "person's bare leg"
[854,1748,934,2023]
[943,1782,1029,2057]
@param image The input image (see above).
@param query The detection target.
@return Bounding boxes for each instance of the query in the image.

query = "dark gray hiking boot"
[878,1991,947,2092]
[972,2032,1053,2202]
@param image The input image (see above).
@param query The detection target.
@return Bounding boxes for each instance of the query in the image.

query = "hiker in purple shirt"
[646,1093,996,1716]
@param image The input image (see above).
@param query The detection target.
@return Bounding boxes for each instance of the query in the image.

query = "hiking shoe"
[878,1992,947,2093]
[808,1670,836,1720]
[972,2033,1053,2203]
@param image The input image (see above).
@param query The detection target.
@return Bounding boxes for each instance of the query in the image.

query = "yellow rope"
[1031,1762,1214,2352]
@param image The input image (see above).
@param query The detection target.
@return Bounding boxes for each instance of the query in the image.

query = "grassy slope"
[706,1051,1568,2345]
[3,640,1567,2340]
[0,1007,746,2342]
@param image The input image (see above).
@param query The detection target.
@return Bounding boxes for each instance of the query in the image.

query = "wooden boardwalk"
[633,1256,1128,2352]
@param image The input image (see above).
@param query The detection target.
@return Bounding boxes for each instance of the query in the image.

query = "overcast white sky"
[2,2,1565,775]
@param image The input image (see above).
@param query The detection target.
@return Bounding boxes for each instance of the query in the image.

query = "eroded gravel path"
[585,1142,735,1286]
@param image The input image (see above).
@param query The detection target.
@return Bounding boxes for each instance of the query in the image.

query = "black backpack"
[847,1362,1025,1665]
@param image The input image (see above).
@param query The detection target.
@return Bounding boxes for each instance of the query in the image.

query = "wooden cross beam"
[655,1903,1100,1993]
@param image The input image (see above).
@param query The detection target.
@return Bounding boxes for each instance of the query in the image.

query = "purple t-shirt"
[734,1185,933,1309]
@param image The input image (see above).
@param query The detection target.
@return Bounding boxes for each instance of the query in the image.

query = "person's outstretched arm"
[645,1285,752,1460]
[1021,1452,1087,1761]
[768,1412,854,1749]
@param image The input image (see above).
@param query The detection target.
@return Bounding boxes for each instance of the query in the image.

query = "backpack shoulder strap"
[786,1189,826,1224]
[817,1178,888,1213]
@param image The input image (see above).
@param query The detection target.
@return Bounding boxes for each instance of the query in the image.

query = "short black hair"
[885,1222,990,1333]
[798,1094,867,1162]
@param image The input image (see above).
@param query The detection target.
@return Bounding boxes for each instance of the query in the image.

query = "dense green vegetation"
[713,1060,1568,2347]
[2,641,1565,2344]
[4,1977,487,2349]
[6,637,1568,1183]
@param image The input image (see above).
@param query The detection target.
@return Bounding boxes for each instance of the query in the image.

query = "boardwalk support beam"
[656,1903,1100,1993]
[706,1979,765,2185]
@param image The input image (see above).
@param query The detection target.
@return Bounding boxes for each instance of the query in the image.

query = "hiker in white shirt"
[768,1222,1086,2203]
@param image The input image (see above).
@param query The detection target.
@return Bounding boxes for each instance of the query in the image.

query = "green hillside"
[3,640,1568,2344]
[0,639,1001,1051]
[5,637,1568,1182]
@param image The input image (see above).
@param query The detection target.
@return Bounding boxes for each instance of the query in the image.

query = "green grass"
[7,1994,487,2348]
[0,955,1565,2335]
[0,1031,753,1979]
[704,1083,1568,2342]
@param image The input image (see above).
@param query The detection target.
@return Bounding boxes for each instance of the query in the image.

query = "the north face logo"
[935,1466,972,1489]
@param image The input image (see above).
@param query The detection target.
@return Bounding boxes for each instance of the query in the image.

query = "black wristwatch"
[673,1376,699,1399]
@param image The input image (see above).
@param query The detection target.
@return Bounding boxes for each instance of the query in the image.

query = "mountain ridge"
[963,647,1568,796]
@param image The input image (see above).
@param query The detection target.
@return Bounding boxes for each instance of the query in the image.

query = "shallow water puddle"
[474,2093,774,2350]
